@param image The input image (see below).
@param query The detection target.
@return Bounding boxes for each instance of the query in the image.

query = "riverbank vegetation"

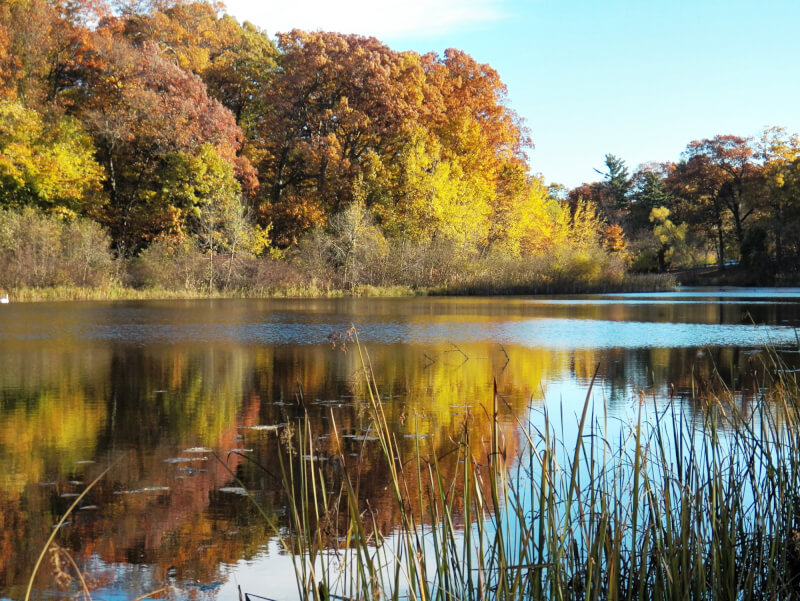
[1,0,798,300]
[0,204,674,299]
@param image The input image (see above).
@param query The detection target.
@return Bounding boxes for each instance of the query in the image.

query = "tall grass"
[256,343,800,601]
[7,282,422,302]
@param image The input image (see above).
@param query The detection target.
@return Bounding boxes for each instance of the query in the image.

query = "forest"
[1,0,799,297]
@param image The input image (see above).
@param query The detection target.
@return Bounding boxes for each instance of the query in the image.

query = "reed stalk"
[238,343,800,601]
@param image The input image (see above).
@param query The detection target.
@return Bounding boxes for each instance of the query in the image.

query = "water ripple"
[52,318,799,349]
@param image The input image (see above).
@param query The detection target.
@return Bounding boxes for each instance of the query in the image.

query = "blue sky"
[223,0,800,188]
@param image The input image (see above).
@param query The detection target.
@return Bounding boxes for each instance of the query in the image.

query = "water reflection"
[0,291,799,599]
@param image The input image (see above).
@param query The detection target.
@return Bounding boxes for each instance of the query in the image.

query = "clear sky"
[222,0,800,188]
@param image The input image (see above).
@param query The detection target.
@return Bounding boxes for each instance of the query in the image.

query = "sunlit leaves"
[120,2,279,129]
[158,144,242,239]
[0,0,654,273]
[754,127,800,265]
[0,21,19,100]
[683,135,759,256]
[253,30,424,243]
[0,101,105,215]
[374,127,486,248]
[650,206,691,269]
[76,37,245,250]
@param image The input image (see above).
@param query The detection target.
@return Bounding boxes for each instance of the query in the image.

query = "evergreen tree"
[595,153,630,211]
[630,167,672,233]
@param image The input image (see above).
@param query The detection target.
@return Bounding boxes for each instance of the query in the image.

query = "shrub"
[60,219,116,287]
[132,237,206,292]
[0,207,115,289]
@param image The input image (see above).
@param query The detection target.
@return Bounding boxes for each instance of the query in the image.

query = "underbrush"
[5,249,675,302]
[1,207,678,300]
[439,252,677,295]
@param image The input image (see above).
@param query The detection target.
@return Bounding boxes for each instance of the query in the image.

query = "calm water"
[1,289,799,600]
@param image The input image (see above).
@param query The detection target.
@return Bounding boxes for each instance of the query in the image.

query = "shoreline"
[0,273,693,303]
[7,269,800,304]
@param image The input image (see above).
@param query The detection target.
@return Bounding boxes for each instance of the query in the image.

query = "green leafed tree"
[650,206,692,270]
[158,144,247,290]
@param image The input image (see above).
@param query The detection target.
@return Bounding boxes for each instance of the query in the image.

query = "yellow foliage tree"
[373,127,490,250]
[650,206,691,269]
[0,100,105,216]
[569,199,605,251]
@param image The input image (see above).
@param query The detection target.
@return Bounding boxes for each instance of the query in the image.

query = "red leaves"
[0,23,19,100]
[252,30,532,246]
[1,0,536,254]
[685,135,756,179]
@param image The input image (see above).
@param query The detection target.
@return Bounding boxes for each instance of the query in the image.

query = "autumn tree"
[753,127,800,269]
[158,144,246,289]
[484,163,531,255]
[420,49,531,251]
[0,100,105,216]
[365,47,535,256]
[372,126,489,251]
[0,19,20,100]
[0,0,111,108]
[567,182,609,216]
[520,180,570,253]
[0,0,59,105]
[486,168,570,257]
[74,36,244,252]
[119,1,278,132]
[682,135,759,261]
[254,30,424,245]
[666,155,729,266]
[569,199,605,251]
[650,206,691,270]
[421,49,529,171]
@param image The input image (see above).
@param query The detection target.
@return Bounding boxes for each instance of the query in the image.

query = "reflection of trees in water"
[0,344,258,590]
[3,338,798,595]
[245,402,522,552]
[2,399,269,591]
[0,348,111,493]
[62,392,265,584]
[1,341,535,592]
[591,345,799,426]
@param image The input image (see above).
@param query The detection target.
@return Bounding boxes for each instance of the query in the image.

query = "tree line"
[0,0,796,294]
[571,130,800,282]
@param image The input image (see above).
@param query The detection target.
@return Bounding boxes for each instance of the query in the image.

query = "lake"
[1,289,799,600]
